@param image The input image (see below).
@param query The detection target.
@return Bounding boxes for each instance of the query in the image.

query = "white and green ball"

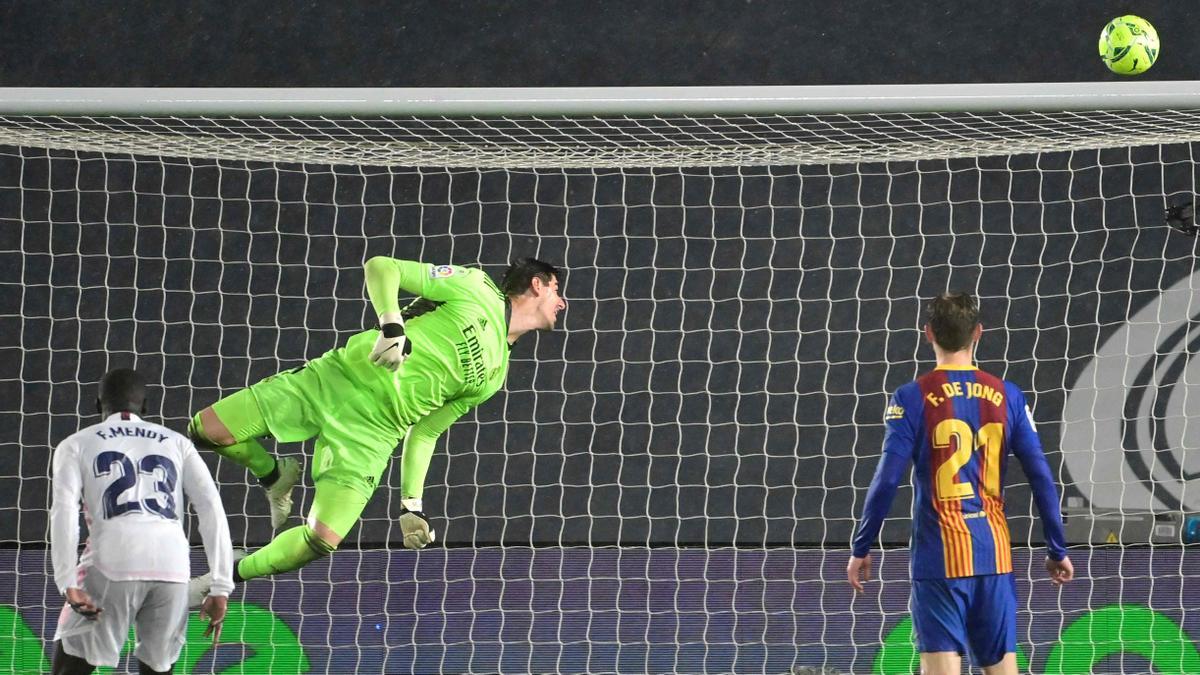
[1099,15,1159,75]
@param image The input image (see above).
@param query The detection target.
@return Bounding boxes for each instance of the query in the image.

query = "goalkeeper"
[187,256,565,595]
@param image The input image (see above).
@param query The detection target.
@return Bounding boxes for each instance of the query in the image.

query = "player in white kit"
[50,369,234,674]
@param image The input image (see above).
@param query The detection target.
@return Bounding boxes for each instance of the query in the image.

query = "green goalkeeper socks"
[235,525,336,582]
[234,480,370,582]
[213,437,277,479]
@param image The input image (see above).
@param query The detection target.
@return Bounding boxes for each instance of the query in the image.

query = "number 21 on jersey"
[933,419,1002,501]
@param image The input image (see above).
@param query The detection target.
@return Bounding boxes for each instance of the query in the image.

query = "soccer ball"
[1099,15,1159,75]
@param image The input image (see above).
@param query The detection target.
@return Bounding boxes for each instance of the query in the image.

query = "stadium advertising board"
[3,548,1196,673]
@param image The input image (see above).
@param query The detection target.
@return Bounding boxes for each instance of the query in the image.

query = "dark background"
[0,1,1198,87]
[5,146,1198,548]
[3,2,1200,549]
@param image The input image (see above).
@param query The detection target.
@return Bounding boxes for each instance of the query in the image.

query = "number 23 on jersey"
[94,451,179,520]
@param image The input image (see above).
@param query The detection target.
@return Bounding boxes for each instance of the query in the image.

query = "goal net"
[3,85,1200,673]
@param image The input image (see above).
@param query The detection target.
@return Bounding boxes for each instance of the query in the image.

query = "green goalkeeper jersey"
[254,259,510,498]
[346,260,510,423]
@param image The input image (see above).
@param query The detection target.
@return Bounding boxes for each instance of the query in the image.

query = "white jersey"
[50,412,234,596]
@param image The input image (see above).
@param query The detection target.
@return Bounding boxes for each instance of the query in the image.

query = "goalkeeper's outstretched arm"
[362,255,482,370]
[396,398,472,549]
[363,256,418,371]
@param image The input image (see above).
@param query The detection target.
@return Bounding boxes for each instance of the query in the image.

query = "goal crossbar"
[1,83,1200,115]
[0,84,1198,168]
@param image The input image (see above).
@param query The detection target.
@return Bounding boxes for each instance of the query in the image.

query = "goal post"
[4,83,1200,674]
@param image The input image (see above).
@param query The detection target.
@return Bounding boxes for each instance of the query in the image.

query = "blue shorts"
[910,573,1017,668]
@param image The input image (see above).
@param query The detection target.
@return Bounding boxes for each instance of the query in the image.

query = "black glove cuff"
[381,322,405,338]
[399,507,429,521]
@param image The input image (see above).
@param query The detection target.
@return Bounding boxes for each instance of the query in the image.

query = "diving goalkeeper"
[187,256,565,597]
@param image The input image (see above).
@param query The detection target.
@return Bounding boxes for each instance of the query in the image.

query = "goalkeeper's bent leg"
[234,479,370,582]
[234,524,335,581]
[188,389,277,479]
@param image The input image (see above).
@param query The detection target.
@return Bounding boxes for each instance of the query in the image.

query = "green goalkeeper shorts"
[243,359,402,499]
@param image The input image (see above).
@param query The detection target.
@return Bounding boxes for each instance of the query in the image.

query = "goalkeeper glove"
[399,499,436,550]
[370,311,411,371]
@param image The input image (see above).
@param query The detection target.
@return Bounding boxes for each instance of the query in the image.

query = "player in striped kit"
[50,369,233,674]
[847,293,1073,675]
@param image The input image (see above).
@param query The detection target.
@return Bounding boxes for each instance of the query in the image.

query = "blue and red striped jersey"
[851,365,1068,579]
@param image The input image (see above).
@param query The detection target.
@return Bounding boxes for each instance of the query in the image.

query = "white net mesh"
[0,110,1198,167]
[3,107,1200,673]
